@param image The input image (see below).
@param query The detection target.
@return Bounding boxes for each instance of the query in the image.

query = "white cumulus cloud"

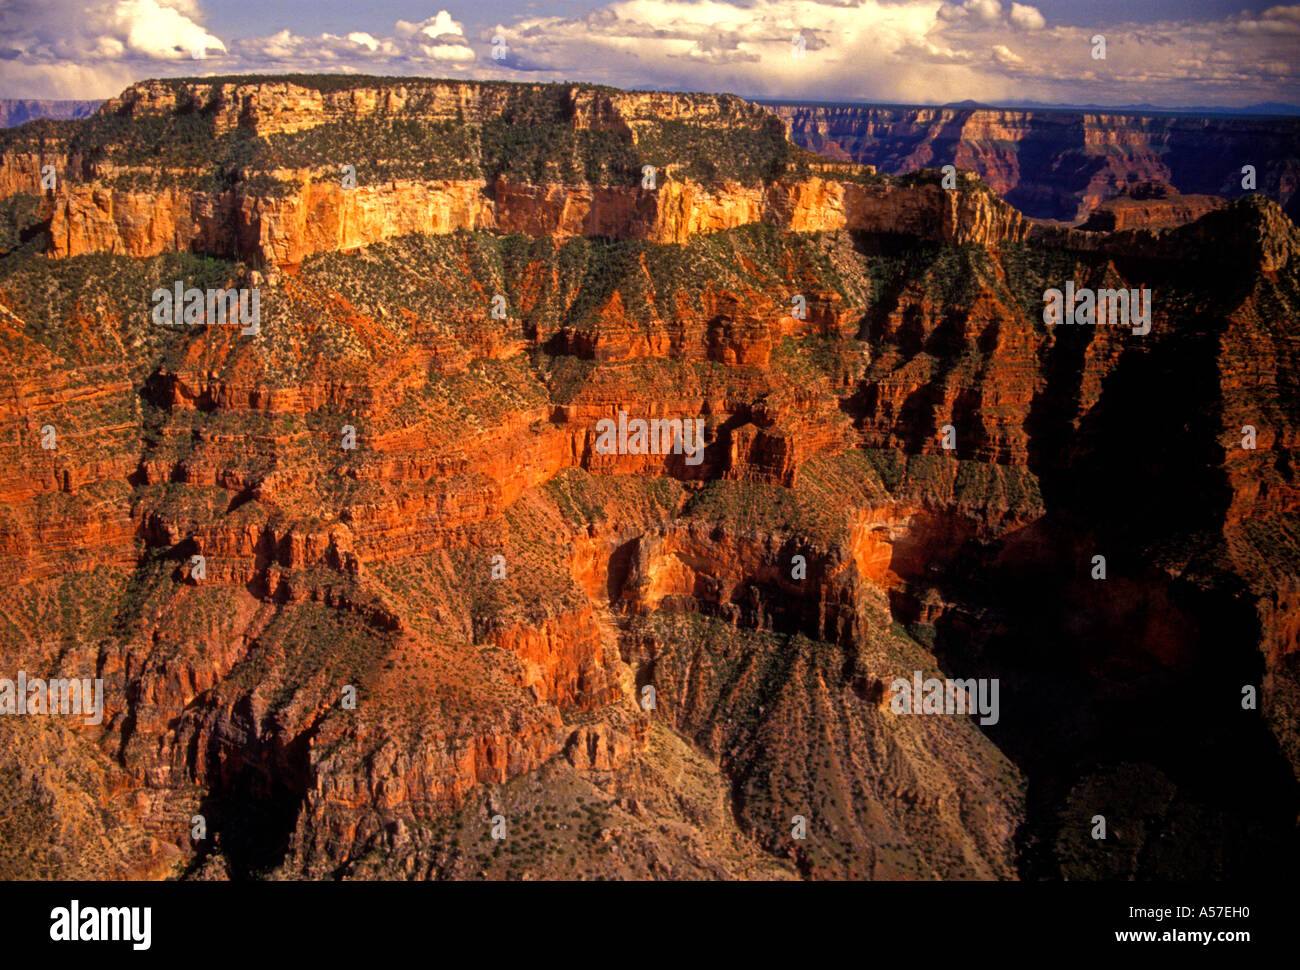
[1008,3,1045,30]
[114,0,226,59]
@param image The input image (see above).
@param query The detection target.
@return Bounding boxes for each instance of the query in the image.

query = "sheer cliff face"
[3,78,1032,265]
[1,78,1298,882]
[773,103,1300,224]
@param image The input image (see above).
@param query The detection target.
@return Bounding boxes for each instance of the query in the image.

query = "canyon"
[773,102,1300,225]
[0,76,1297,881]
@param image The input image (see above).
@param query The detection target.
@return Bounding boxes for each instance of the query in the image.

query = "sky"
[1,0,1298,108]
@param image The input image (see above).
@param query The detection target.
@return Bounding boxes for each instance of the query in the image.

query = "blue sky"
[3,0,1298,107]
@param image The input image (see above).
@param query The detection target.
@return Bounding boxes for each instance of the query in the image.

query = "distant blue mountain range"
[0,99,103,128]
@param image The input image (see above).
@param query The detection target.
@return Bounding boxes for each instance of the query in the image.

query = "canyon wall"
[39,172,1029,264]
[772,102,1300,223]
[1,78,1035,266]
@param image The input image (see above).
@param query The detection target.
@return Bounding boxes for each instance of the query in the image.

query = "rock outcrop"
[3,78,1032,266]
